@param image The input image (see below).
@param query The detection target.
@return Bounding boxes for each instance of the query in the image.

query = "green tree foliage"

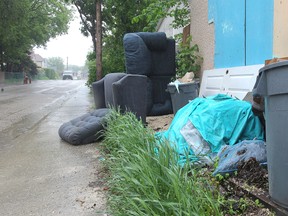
[133,0,190,32]
[44,68,59,80]
[0,0,72,72]
[176,36,202,78]
[68,65,81,74]
[46,57,65,76]
[86,51,96,86]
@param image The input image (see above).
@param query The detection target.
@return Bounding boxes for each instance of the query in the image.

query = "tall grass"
[102,110,223,215]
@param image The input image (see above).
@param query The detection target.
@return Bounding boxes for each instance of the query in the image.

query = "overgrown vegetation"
[101,110,273,215]
[175,35,202,79]
[102,110,223,215]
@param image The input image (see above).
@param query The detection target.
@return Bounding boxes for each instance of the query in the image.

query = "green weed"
[101,109,223,215]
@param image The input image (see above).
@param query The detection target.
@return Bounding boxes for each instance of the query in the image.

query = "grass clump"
[102,109,223,215]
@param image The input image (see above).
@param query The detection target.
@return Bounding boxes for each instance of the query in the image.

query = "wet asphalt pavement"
[0,80,107,215]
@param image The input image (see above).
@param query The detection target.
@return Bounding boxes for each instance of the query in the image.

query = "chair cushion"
[124,33,151,76]
[58,108,110,145]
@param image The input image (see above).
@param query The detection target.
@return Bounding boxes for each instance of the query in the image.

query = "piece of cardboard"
[265,57,288,65]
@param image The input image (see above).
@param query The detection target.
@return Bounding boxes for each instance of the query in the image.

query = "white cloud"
[34,13,92,66]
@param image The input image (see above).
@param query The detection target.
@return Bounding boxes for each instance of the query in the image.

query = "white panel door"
[199,64,264,100]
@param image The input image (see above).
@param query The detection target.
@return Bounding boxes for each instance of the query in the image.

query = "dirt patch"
[146,114,174,132]
[237,158,269,190]
[146,115,274,215]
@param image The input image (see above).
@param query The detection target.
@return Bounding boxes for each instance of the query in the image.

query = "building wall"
[273,0,288,57]
[157,16,182,39]
[207,0,273,68]
[189,0,215,73]
[190,0,283,71]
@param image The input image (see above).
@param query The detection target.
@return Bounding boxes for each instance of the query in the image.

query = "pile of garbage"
[156,94,266,173]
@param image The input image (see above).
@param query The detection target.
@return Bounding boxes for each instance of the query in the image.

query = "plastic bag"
[213,140,267,175]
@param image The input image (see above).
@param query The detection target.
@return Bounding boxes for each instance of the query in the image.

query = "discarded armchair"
[92,72,148,123]
[123,32,176,116]
[92,32,176,119]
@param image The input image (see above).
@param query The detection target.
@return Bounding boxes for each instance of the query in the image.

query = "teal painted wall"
[209,0,274,68]
[246,0,274,65]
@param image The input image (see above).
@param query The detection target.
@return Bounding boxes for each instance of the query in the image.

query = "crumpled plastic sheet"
[180,120,214,165]
[213,140,267,176]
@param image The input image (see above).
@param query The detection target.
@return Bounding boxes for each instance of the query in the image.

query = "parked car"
[62,70,73,80]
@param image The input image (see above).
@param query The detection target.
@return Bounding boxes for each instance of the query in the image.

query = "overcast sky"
[34,13,92,67]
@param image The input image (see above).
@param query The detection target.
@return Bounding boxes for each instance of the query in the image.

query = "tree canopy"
[0,0,72,72]
[46,57,65,75]
[133,0,190,33]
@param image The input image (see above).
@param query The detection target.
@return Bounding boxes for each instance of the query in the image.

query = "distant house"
[30,51,45,68]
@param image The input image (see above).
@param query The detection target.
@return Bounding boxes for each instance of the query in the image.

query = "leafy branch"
[133,0,202,78]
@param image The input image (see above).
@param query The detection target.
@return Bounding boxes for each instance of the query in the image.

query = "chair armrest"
[112,74,147,123]
[92,78,106,109]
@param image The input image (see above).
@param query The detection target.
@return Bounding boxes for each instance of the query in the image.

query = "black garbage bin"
[167,82,199,114]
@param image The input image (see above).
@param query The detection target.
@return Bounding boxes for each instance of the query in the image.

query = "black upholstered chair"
[92,32,176,119]
[92,72,147,123]
[123,32,176,116]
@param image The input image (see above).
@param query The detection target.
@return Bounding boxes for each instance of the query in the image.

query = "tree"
[95,0,102,80]
[46,57,65,76]
[0,0,72,72]
[133,0,190,32]
[70,0,97,52]
[44,68,59,80]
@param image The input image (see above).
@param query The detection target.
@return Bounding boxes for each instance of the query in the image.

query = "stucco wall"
[274,0,288,57]
[157,16,183,39]
[189,0,214,73]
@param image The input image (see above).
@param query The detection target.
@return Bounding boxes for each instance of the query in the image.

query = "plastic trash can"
[253,61,288,208]
[167,82,199,114]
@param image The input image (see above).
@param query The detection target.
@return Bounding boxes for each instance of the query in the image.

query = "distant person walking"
[23,73,28,84]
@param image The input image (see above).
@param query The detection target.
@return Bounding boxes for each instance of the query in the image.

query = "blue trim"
[213,0,274,68]
[246,0,274,65]
[214,0,245,68]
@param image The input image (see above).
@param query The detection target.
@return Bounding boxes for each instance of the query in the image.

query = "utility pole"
[95,0,102,80]
[66,56,68,70]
